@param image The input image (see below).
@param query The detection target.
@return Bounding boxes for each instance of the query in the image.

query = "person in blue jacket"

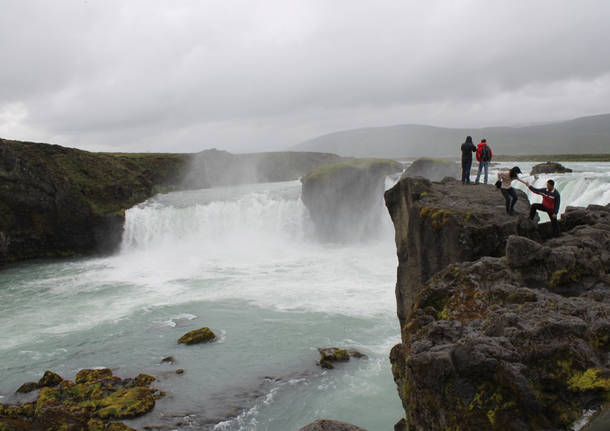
[524,179,561,236]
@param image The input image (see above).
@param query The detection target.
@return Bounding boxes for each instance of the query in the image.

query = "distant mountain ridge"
[291,113,610,158]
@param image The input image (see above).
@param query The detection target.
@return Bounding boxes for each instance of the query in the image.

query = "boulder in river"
[317,347,366,369]
[178,327,216,345]
[530,161,573,175]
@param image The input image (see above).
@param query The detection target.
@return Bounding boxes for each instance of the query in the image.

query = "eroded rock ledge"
[0,139,344,265]
[385,176,610,430]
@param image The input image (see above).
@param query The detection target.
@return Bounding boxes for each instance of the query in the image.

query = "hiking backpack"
[481,145,491,162]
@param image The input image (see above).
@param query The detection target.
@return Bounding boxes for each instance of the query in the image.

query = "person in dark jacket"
[460,136,476,184]
[525,179,561,236]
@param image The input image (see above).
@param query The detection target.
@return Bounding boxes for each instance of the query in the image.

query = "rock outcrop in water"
[0,139,344,265]
[301,158,402,242]
[0,369,162,430]
[177,327,216,345]
[385,176,610,430]
[530,162,573,175]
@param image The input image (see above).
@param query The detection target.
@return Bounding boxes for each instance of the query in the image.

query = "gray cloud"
[1,0,609,153]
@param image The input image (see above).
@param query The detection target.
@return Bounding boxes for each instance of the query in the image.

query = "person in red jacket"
[525,179,561,236]
[474,139,493,184]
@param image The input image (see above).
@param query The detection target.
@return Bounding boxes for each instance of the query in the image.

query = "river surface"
[1,161,609,430]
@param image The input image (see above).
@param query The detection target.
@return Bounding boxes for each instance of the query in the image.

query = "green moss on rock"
[2,369,160,430]
[568,368,610,392]
[38,371,63,388]
[178,327,216,345]
[75,369,113,385]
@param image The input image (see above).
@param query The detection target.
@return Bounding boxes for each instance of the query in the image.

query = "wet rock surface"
[530,162,573,175]
[0,369,162,431]
[385,176,610,430]
[317,347,366,369]
[177,327,216,345]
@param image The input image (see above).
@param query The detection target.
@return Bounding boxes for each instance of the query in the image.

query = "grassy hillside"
[292,113,610,158]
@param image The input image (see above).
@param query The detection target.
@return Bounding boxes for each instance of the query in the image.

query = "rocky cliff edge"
[0,139,345,265]
[385,176,609,430]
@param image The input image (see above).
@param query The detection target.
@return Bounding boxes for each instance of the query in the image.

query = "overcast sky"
[1,1,609,153]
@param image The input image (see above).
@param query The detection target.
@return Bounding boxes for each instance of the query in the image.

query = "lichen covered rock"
[317,347,366,369]
[178,327,216,345]
[0,369,160,430]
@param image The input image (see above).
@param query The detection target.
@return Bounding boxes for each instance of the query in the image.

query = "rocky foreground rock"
[0,369,162,430]
[385,176,609,430]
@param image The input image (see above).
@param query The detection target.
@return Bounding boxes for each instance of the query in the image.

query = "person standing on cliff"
[474,139,493,184]
[460,136,476,184]
[524,179,561,236]
[497,166,522,215]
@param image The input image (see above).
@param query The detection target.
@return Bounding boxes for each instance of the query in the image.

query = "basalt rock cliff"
[301,158,402,242]
[385,176,610,430]
[0,139,344,265]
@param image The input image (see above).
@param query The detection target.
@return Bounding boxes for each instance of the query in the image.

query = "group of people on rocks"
[460,136,492,185]
[460,136,561,236]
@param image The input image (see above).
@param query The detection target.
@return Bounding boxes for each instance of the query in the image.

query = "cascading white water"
[121,183,311,255]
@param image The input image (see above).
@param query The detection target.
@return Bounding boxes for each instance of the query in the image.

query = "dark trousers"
[501,187,518,214]
[461,158,473,184]
[529,203,560,236]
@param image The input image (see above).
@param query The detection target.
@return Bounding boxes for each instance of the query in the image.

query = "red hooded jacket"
[476,143,493,162]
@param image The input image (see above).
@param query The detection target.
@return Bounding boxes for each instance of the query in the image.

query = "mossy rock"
[2,369,158,431]
[319,347,350,362]
[15,382,38,394]
[317,347,363,369]
[75,369,113,385]
[95,387,155,419]
[178,327,216,345]
[38,371,63,388]
[87,418,105,431]
[133,374,155,387]
[0,416,31,431]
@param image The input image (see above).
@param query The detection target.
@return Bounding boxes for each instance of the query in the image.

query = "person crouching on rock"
[523,179,561,236]
[460,135,476,184]
[497,166,523,215]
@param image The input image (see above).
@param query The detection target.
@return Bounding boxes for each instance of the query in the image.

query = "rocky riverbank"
[0,139,344,265]
[385,176,609,430]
